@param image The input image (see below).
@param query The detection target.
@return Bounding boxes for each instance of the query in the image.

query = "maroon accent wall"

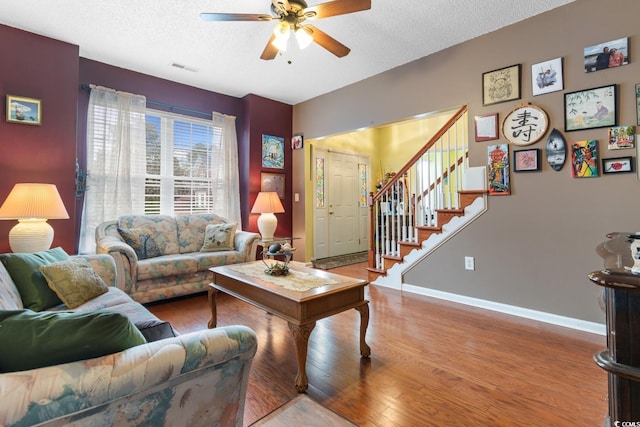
[0,24,293,254]
[242,95,293,237]
[0,24,79,254]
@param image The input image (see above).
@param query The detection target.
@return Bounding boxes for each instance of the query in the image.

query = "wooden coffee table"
[208,260,370,392]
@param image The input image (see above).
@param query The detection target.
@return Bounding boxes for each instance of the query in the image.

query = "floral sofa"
[0,250,257,426]
[96,214,260,303]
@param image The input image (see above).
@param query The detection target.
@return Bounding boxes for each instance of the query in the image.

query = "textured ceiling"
[0,0,574,105]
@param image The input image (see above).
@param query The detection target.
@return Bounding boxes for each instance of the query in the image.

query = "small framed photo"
[260,172,285,198]
[602,156,633,174]
[584,37,628,73]
[608,126,635,150]
[513,149,541,172]
[482,64,521,106]
[570,140,599,178]
[291,134,303,150]
[6,95,41,125]
[564,84,617,132]
[532,57,563,96]
[474,113,499,142]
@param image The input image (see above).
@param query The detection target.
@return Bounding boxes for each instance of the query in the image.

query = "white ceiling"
[0,0,574,105]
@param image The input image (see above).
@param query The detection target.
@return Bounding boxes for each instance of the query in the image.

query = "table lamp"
[251,191,284,241]
[0,183,70,253]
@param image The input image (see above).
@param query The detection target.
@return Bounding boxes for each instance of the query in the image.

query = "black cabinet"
[589,232,640,425]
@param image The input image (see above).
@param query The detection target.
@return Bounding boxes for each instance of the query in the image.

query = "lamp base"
[9,219,54,253]
[257,213,277,241]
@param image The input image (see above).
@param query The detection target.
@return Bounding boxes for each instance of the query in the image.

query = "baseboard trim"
[394,283,606,336]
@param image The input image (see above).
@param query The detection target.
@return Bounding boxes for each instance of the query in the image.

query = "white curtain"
[79,86,147,254]
[212,112,242,229]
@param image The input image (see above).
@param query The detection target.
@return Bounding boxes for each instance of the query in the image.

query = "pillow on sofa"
[200,223,237,252]
[0,247,69,311]
[118,227,163,260]
[0,309,146,373]
[39,257,109,309]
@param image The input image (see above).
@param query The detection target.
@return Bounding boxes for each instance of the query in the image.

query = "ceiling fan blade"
[200,13,272,22]
[304,0,371,19]
[260,34,280,60]
[306,25,350,58]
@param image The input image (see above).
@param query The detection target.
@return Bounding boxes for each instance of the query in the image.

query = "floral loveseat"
[96,214,260,303]
[0,249,257,426]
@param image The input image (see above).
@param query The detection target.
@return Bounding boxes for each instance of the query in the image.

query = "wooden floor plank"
[147,262,608,426]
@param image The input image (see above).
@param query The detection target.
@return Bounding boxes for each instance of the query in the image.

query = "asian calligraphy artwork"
[502,104,549,146]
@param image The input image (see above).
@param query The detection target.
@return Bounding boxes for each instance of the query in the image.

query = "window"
[145,110,223,215]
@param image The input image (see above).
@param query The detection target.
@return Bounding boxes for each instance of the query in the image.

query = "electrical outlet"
[465,256,475,271]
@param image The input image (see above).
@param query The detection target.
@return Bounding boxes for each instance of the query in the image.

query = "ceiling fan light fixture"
[295,26,313,49]
[272,22,290,51]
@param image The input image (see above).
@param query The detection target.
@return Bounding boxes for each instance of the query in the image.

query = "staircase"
[367,106,487,283]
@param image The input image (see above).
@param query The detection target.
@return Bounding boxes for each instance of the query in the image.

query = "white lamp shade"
[295,26,313,49]
[0,183,69,253]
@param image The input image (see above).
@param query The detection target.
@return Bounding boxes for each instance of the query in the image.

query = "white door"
[313,149,368,259]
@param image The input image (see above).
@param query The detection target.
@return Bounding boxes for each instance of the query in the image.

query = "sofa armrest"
[234,230,261,260]
[0,325,257,427]
[96,235,138,294]
[79,253,118,288]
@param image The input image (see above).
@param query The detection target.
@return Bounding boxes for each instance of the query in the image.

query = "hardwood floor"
[148,262,608,426]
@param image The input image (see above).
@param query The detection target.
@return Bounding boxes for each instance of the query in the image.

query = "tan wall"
[292,0,640,324]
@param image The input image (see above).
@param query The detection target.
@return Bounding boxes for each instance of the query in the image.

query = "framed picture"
[570,140,598,178]
[584,37,628,73]
[502,103,549,146]
[474,113,499,142]
[545,129,567,172]
[291,134,303,150]
[261,134,285,169]
[636,83,640,125]
[531,57,563,96]
[482,64,521,106]
[513,149,541,172]
[608,126,634,150]
[564,84,617,132]
[6,95,41,125]
[260,172,285,198]
[602,156,633,174]
[487,144,510,195]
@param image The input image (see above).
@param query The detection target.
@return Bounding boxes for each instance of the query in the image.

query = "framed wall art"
[260,172,285,198]
[292,134,303,150]
[531,57,563,96]
[502,103,548,146]
[261,134,285,169]
[482,64,521,106]
[474,113,499,142]
[564,84,617,132]
[570,139,598,178]
[487,144,510,195]
[608,126,634,150]
[6,95,41,125]
[602,156,633,174]
[513,149,541,172]
[636,83,640,125]
[584,37,628,73]
[545,129,567,172]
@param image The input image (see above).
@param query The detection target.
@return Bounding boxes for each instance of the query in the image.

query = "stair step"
[399,240,421,258]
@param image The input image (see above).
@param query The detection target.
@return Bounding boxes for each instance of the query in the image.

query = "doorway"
[313,148,369,260]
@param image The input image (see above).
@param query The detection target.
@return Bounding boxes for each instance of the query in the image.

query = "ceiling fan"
[200,0,371,60]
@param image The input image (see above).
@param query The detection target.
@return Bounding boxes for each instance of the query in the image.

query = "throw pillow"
[200,223,237,252]
[39,258,109,309]
[118,227,163,260]
[0,247,69,311]
[0,309,147,373]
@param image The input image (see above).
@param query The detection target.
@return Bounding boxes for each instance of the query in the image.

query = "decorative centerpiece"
[262,242,295,276]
